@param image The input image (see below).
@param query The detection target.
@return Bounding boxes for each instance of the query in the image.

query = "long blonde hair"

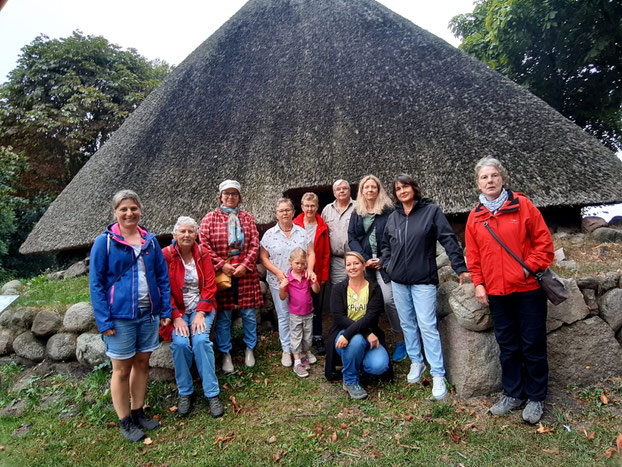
[355,175,394,216]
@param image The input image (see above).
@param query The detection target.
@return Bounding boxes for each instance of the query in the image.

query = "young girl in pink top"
[279,248,320,377]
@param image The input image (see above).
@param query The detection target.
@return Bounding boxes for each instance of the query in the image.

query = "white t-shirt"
[132,244,150,308]
[182,258,200,314]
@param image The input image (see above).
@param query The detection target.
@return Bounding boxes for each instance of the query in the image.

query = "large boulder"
[548,316,622,387]
[596,272,621,295]
[581,216,608,233]
[448,283,493,331]
[437,265,458,283]
[64,260,88,279]
[546,279,589,333]
[63,302,95,332]
[0,308,13,327]
[598,288,622,332]
[46,333,77,361]
[580,288,599,314]
[439,314,501,398]
[591,227,622,243]
[10,308,36,331]
[435,252,449,269]
[1,280,22,295]
[149,341,174,369]
[13,331,45,362]
[76,333,107,367]
[609,216,622,227]
[0,328,16,355]
[575,277,598,291]
[31,310,62,337]
[436,281,459,320]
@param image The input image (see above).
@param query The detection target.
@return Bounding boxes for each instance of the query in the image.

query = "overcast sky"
[0,0,476,83]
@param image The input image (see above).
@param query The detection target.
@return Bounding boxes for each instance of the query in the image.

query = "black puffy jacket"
[380,199,467,285]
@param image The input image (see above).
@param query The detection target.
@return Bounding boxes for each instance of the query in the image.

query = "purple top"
[286,269,313,316]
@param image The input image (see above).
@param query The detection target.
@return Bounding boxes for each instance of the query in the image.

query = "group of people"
[89,157,555,442]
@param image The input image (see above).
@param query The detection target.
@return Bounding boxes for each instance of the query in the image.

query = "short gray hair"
[332,179,350,191]
[275,197,295,211]
[112,189,142,211]
[474,157,509,185]
[172,216,199,235]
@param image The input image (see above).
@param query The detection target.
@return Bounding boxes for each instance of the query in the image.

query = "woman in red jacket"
[465,157,554,425]
[162,216,224,418]
[293,192,330,354]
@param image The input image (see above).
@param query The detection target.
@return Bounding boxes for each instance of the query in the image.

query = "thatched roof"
[21,0,622,254]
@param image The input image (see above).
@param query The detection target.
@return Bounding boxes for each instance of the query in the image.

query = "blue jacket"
[348,206,393,283]
[89,223,172,332]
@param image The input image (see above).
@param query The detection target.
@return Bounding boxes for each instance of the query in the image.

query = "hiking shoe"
[306,351,317,365]
[301,355,311,369]
[432,376,448,400]
[244,347,256,368]
[281,351,293,367]
[522,400,545,424]
[222,352,234,374]
[407,361,426,384]
[342,382,368,400]
[293,363,309,378]
[119,416,145,442]
[312,337,326,356]
[489,395,525,416]
[178,395,192,416]
[131,408,159,430]
[392,342,407,362]
[208,396,225,419]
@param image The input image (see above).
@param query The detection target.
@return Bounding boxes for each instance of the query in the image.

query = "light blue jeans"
[214,308,257,354]
[391,282,445,377]
[269,286,291,352]
[170,311,219,398]
[334,331,390,385]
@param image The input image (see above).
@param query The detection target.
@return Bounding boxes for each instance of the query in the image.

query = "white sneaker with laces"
[407,361,426,384]
[281,351,293,367]
[432,376,448,400]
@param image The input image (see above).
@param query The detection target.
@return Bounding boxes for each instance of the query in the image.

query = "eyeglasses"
[222,192,240,197]
[277,209,293,214]
[302,204,317,209]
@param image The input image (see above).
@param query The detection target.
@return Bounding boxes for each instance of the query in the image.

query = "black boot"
[119,416,145,442]
[131,408,159,430]
[312,337,326,356]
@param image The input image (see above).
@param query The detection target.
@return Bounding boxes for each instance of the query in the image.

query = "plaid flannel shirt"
[199,209,264,311]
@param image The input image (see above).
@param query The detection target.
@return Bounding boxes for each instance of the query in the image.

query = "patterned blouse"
[260,224,310,289]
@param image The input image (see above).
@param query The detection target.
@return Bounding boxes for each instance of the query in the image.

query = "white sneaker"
[306,351,317,364]
[432,376,448,400]
[222,353,234,374]
[407,361,426,384]
[281,351,293,367]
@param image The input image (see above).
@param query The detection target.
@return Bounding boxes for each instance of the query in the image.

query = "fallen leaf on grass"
[107,422,117,427]
[362,430,370,438]
[340,423,348,429]
[230,396,242,415]
[370,450,383,458]
[213,433,235,446]
[536,423,552,434]
[169,406,178,413]
[605,447,617,459]
[600,393,610,405]
[268,436,277,444]
[192,451,198,457]
[582,429,595,440]
[143,437,153,446]
[403,414,413,421]
[152,415,160,421]
[617,432,622,452]
[542,448,559,454]
[273,451,287,462]
[331,431,338,442]
[463,423,480,432]
[449,431,461,444]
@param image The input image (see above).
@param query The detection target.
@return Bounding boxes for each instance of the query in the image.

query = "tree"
[0,31,172,196]
[450,0,622,151]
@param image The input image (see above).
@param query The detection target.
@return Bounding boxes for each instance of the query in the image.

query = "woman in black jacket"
[381,174,470,400]
[324,251,391,400]
[348,175,405,362]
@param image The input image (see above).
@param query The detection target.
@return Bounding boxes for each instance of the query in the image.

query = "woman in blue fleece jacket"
[89,190,172,442]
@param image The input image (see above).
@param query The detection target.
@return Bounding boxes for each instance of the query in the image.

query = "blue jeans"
[334,331,389,385]
[102,308,159,360]
[214,308,257,354]
[391,282,445,377]
[170,311,219,398]
[269,286,291,352]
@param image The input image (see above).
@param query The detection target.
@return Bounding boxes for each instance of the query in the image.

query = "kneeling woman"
[324,251,391,400]
[162,216,224,418]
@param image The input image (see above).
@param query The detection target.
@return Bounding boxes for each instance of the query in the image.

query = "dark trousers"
[489,288,548,402]
[312,286,323,337]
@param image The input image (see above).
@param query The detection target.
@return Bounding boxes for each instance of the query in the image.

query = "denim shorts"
[102,308,160,360]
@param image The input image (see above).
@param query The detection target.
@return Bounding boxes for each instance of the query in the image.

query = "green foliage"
[0,30,172,194]
[450,0,622,151]
[11,275,90,312]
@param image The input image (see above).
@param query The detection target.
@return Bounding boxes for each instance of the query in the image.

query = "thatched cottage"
[20,0,622,254]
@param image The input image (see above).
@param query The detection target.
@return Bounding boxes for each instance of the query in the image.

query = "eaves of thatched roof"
[21,0,622,254]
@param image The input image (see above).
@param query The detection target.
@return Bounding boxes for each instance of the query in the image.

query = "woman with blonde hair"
[348,175,405,362]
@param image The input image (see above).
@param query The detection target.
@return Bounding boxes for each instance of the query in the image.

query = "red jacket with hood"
[465,190,554,296]
[293,212,330,284]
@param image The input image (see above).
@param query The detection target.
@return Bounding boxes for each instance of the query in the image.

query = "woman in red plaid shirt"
[199,180,264,374]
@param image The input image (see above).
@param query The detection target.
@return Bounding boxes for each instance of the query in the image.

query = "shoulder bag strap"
[483,220,538,277]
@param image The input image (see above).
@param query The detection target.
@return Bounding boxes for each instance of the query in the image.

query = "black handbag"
[483,221,568,305]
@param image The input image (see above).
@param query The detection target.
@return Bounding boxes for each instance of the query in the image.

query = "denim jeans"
[269,285,291,352]
[170,311,219,398]
[370,270,402,335]
[334,331,389,385]
[102,308,159,360]
[489,288,548,401]
[214,308,257,354]
[391,282,445,377]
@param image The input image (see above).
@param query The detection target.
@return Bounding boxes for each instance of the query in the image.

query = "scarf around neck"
[479,188,508,214]
[220,205,245,252]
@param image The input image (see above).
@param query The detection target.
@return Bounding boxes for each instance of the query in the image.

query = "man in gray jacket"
[321,179,354,285]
